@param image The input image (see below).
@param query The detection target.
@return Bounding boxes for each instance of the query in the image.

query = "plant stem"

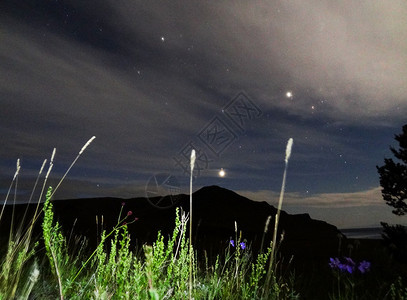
[189,149,196,300]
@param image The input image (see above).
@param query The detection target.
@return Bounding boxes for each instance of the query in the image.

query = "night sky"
[1,0,407,228]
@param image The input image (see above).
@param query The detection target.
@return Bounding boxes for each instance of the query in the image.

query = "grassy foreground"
[1,138,406,299]
[1,190,407,300]
[0,136,296,299]
[0,185,298,299]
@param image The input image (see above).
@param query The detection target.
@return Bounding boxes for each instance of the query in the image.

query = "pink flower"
[127,211,133,216]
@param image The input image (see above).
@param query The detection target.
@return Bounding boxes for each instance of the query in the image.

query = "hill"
[1,185,342,264]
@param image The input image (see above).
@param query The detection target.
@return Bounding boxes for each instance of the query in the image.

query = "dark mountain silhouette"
[0,185,342,267]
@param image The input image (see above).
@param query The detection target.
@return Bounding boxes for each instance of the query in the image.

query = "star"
[219,168,226,177]
[286,91,293,98]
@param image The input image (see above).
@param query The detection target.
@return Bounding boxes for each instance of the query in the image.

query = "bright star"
[286,91,293,98]
[219,168,226,177]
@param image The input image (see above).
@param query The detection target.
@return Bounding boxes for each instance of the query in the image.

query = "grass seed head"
[190,149,196,171]
[285,138,293,163]
[264,215,272,233]
[79,136,96,155]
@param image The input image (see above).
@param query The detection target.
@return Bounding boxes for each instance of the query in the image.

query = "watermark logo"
[223,92,262,131]
[145,173,181,209]
[145,91,262,209]
[198,116,237,157]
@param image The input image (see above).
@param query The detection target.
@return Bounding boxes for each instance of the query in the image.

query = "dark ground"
[1,186,406,299]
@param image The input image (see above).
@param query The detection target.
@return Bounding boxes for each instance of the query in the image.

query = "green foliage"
[0,238,38,299]
[142,208,192,299]
[381,222,407,262]
[389,277,407,300]
[377,124,407,216]
[0,137,95,300]
[2,135,407,299]
[42,186,74,298]
[0,191,39,299]
[15,194,406,300]
[144,245,159,299]
[2,201,301,299]
[246,246,272,299]
[377,125,407,263]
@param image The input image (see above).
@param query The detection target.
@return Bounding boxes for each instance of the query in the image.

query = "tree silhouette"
[377,125,407,261]
[377,124,407,216]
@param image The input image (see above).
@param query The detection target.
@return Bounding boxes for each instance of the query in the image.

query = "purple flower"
[343,257,355,273]
[127,211,133,216]
[344,257,355,265]
[329,257,370,274]
[329,257,351,273]
[344,264,354,274]
[358,260,371,274]
[329,257,341,269]
[230,240,235,247]
[240,242,246,250]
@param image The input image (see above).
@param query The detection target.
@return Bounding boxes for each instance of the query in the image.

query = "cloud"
[1,0,405,214]
[240,186,383,208]
[238,186,407,228]
[3,1,406,139]
[0,19,213,173]
[229,1,407,120]
[111,0,407,122]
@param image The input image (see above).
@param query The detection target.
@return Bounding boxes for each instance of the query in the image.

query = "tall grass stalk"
[42,186,65,300]
[189,149,196,299]
[32,148,55,225]
[19,261,40,300]
[270,138,293,264]
[3,186,300,299]
[266,138,293,294]
[0,158,42,300]
[71,204,136,283]
[0,159,20,222]
[19,158,47,236]
[23,149,55,253]
[260,215,272,254]
[39,137,95,299]
[50,136,95,199]
[0,136,95,300]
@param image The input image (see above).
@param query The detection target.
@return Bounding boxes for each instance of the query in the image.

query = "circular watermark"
[145,173,181,209]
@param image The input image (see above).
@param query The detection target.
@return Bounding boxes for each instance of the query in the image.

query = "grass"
[1,137,406,299]
[37,202,296,299]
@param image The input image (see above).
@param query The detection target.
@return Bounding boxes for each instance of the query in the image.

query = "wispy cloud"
[1,0,406,228]
[240,187,383,208]
[111,0,407,121]
[239,187,407,228]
